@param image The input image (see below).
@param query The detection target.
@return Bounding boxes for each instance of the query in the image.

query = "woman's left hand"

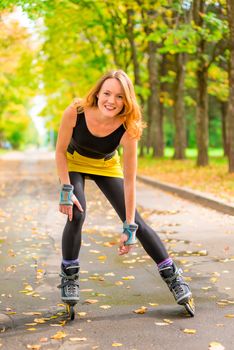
[118,234,133,255]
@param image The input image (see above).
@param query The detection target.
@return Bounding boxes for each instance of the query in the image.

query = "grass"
[137,148,234,204]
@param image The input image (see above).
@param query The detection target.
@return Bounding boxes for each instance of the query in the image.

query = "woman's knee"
[72,206,86,223]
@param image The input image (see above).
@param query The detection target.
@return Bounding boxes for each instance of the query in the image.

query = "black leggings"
[62,172,169,264]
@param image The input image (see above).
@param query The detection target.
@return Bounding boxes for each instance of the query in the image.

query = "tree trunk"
[173,52,187,159]
[193,0,209,166]
[227,0,234,172]
[126,7,146,155]
[220,101,228,156]
[140,4,164,157]
[196,66,209,166]
[159,56,167,154]
[126,8,144,106]
[147,40,163,157]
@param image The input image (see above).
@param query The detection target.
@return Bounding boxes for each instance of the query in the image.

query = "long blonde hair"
[73,70,145,139]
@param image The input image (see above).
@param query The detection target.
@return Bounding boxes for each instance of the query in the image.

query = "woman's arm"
[55,106,83,220]
[121,132,138,223]
[118,132,138,255]
[55,106,77,184]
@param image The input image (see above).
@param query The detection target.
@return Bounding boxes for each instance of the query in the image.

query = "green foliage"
[0,8,39,148]
[0,0,231,156]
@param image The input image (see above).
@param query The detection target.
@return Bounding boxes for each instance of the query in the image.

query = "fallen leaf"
[133,306,147,314]
[183,329,196,334]
[112,343,123,347]
[122,276,135,280]
[51,331,67,340]
[84,299,98,304]
[69,337,87,342]
[115,281,123,286]
[155,322,169,326]
[104,272,115,276]
[163,319,173,324]
[78,312,87,317]
[98,255,107,261]
[122,259,136,264]
[34,318,46,324]
[26,345,41,350]
[208,342,225,350]
[225,314,234,318]
[100,305,111,309]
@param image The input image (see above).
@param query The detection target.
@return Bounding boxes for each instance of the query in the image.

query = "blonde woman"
[56,70,194,319]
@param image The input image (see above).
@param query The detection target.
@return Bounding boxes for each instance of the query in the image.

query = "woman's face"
[97,78,125,118]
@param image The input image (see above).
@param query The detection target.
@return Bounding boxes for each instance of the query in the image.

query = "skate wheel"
[66,304,75,320]
[184,298,195,317]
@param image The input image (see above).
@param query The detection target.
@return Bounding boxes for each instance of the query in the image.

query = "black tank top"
[67,112,126,159]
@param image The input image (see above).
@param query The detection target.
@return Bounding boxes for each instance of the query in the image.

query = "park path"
[0,150,234,350]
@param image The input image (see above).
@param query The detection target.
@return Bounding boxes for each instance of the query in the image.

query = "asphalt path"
[0,150,234,350]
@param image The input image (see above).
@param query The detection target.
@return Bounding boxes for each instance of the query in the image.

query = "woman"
[56,69,194,316]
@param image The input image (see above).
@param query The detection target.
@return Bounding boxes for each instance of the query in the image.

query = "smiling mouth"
[104,105,116,111]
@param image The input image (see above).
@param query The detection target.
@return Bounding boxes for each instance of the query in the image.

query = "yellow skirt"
[66,151,123,178]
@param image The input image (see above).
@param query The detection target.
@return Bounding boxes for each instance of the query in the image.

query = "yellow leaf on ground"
[155,322,169,326]
[104,272,115,276]
[78,312,87,317]
[112,343,123,347]
[34,318,46,324]
[225,314,234,318]
[100,305,111,309]
[115,281,123,286]
[24,284,33,291]
[133,306,148,314]
[69,337,87,341]
[26,345,41,350]
[208,342,225,350]
[122,259,136,264]
[98,255,107,261]
[183,329,197,334]
[122,276,135,280]
[163,319,173,324]
[51,331,67,340]
[27,328,37,331]
[84,299,99,304]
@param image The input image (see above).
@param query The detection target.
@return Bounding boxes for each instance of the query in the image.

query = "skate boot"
[57,263,80,320]
[159,262,195,317]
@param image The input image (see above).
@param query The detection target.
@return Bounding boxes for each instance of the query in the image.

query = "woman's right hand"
[59,184,83,221]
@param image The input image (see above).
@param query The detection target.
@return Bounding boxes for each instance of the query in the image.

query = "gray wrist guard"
[123,221,138,245]
[60,184,74,206]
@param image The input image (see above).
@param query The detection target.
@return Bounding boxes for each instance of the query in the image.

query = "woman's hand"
[118,233,133,255]
[59,194,83,221]
[59,184,83,221]
[118,222,138,255]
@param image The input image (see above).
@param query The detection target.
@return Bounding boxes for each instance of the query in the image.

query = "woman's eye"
[104,92,109,96]
[117,95,123,99]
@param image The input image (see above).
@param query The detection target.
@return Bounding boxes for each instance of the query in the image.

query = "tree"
[0,10,38,148]
[193,0,228,166]
[226,0,234,172]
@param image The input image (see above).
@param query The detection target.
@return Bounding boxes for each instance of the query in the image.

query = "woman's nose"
[108,94,115,103]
